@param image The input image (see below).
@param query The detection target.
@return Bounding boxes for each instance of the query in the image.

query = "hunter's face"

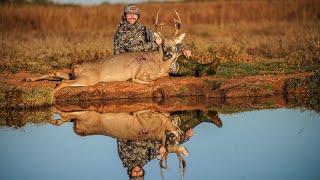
[130,166,144,177]
[126,13,138,25]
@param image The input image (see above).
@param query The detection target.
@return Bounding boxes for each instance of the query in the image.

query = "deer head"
[159,143,189,180]
[155,9,185,61]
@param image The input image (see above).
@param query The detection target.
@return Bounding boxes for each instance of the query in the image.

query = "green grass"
[306,72,320,112]
[0,87,52,109]
[179,87,189,96]
[216,61,320,78]
[0,107,53,128]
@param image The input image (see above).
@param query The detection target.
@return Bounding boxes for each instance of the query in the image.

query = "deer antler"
[173,9,181,37]
[159,144,188,180]
[159,151,168,180]
[155,9,165,38]
[176,152,186,180]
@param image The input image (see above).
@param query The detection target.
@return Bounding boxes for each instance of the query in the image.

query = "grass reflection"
[0,107,53,129]
[0,94,318,129]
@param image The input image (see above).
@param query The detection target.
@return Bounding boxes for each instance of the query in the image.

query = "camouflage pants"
[171,55,220,77]
[171,110,222,132]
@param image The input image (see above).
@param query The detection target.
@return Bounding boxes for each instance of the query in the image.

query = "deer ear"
[174,33,185,44]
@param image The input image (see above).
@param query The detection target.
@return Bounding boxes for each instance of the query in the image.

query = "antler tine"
[159,152,169,180]
[155,9,160,33]
[175,151,186,180]
[155,9,165,37]
[155,9,160,25]
[173,8,181,37]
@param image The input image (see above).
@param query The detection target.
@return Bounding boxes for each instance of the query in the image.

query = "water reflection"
[1,96,320,180]
[52,107,222,179]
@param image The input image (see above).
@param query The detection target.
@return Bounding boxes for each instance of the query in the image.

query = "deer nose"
[164,52,172,59]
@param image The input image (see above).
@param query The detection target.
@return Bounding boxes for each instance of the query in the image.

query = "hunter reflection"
[52,107,222,179]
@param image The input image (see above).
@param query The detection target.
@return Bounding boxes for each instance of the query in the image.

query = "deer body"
[73,51,170,83]
[52,109,179,146]
[50,49,176,94]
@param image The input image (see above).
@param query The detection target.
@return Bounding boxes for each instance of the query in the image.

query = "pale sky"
[52,0,167,5]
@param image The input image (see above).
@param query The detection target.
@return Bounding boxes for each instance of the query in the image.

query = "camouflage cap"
[124,4,140,15]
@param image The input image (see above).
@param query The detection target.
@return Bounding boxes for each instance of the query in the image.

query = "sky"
[52,0,167,5]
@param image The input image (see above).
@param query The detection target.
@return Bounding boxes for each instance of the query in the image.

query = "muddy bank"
[55,72,313,101]
[0,72,317,110]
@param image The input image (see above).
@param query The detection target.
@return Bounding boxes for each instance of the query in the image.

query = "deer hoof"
[23,78,32,82]
[50,120,62,126]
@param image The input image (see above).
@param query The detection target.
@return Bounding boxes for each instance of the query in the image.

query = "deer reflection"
[52,108,181,148]
[52,107,222,179]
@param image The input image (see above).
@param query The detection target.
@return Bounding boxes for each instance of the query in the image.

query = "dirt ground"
[0,71,66,90]
[0,70,313,98]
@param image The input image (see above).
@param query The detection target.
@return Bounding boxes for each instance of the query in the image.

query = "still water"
[0,108,319,180]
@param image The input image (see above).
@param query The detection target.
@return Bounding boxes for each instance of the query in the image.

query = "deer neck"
[157,44,164,58]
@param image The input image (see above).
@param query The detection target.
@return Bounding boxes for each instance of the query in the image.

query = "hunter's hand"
[155,37,162,47]
[185,128,194,139]
[159,146,166,154]
[154,32,162,47]
[182,48,191,59]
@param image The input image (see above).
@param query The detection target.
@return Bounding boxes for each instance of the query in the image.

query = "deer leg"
[52,72,71,80]
[52,78,97,95]
[131,77,152,84]
[51,78,98,103]
[51,107,73,126]
[50,118,71,126]
[157,72,169,79]
[132,73,152,84]
[133,110,152,116]
[51,107,87,126]
[24,72,70,82]
[132,71,154,84]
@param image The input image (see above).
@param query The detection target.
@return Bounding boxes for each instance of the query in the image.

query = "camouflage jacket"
[117,139,160,169]
[114,20,158,55]
[117,115,187,169]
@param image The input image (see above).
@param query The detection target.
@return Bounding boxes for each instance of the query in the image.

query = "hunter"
[114,4,220,77]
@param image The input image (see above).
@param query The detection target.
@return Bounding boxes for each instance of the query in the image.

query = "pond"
[0,100,320,180]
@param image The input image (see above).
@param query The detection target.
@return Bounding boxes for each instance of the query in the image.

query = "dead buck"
[51,107,181,150]
[159,144,189,180]
[25,10,185,96]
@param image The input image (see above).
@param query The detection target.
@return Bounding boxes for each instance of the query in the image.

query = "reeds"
[0,0,319,32]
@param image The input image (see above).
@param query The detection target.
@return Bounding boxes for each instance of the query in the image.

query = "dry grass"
[0,0,319,74]
[1,0,319,32]
[0,31,114,73]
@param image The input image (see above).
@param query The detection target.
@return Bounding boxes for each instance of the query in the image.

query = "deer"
[52,107,181,151]
[24,10,185,97]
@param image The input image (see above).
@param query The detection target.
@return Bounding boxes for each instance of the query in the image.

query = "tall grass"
[0,0,319,32]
